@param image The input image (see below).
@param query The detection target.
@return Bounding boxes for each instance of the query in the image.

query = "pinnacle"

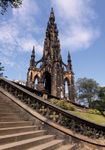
[68,51,71,61]
[30,46,35,67]
[32,46,35,53]
[51,7,54,14]
[32,46,35,57]
[67,51,72,71]
[49,7,55,23]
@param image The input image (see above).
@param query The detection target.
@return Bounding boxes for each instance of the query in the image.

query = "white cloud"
[0,0,101,80]
[12,0,39,33]
[0,23,18,44]
[13,0,38,20]
[51,0,100,51]
[0,0,42,60]
[52,0,95,23]
[19,37,43,53]
[61,26,100,50]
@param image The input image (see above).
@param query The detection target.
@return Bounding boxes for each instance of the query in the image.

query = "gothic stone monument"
[26,8,75,102]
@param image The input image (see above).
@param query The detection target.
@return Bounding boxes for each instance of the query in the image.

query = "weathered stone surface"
[26,8,75,102]
[1,78,105,149]
[0,88,75,149]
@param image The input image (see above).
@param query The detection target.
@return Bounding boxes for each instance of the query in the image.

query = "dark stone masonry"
[26,8,75,102]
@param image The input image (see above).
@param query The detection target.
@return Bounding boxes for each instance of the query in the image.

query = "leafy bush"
[88,109,101,115]
[90,100,105,111]
[50,99,75,111]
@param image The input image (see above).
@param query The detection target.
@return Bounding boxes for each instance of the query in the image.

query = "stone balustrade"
[0,77,105,140]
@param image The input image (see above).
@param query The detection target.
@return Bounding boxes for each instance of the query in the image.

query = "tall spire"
[43,7,61,62]
[67,51,72,71]
[27,8,75,101]
[30,46,35,67]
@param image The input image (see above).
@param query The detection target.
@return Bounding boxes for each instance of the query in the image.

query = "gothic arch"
[34,75,40,89]
[64,78,70,100]
[42,71,51,94]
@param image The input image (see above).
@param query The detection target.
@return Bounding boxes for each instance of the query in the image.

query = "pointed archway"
[43,71,51,94]
[34,75,39,89]
[64,78,70,100]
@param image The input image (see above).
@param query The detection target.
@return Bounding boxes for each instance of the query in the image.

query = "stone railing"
[0,77,105,140]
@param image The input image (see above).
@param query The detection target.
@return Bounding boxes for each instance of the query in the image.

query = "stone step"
[0,121,33,128]
[0,103,13,106]
[0,135,55,150]
[0,105,16,109]
[0,125,38,135]
[0,117,22,122]
[0,102,11,105]
[27,139,64,150]
[0,105,19,109]
[55,144,76,150]
[0,101,10,105]
[0,106,18,109]
[78,145,91,150]
[0,107,15,111]
[0,91,76,150]
[0,130,46,145]
[0,114,21,118]
[0,107,14,109]
[0,109,19,113]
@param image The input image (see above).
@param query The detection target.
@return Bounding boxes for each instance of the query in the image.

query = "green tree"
[0,62,4,77]
[76,78,99,106]
[88,87,105,111]
[98,86,105,100]
[0,0,22,14]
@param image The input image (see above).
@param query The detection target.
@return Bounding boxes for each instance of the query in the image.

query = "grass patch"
[50,99,75,111]
[50,98,105,126]
[72,111,105,125]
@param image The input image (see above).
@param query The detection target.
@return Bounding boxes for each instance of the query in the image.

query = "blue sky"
[0,0,105,86]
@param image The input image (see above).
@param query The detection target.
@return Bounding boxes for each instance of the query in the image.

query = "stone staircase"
[0,92,75,150]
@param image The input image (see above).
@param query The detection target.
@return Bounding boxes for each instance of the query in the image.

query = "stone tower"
[26,8,75,101]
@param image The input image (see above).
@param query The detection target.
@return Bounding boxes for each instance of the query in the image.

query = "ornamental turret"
[30,46,36,68]
[67,51,73,72]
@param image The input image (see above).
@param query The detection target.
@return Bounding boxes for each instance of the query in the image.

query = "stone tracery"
[26,8,75,101]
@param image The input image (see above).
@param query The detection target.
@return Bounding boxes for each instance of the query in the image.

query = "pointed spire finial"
[68,51,71,62]
[32,46,35,55]
[51,7,54,13]
[49,7,55,23]
[30,46,36,67]
[67,51,72,71]
[31,46,35,58]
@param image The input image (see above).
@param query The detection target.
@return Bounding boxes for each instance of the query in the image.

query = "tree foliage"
[0,62,4,77]
[98,87,105,100]
[76,78,99,106]
[89,87,105,111]
[0,0,22,14]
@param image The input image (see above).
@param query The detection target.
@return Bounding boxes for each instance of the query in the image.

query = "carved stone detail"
[26,8,75,102]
